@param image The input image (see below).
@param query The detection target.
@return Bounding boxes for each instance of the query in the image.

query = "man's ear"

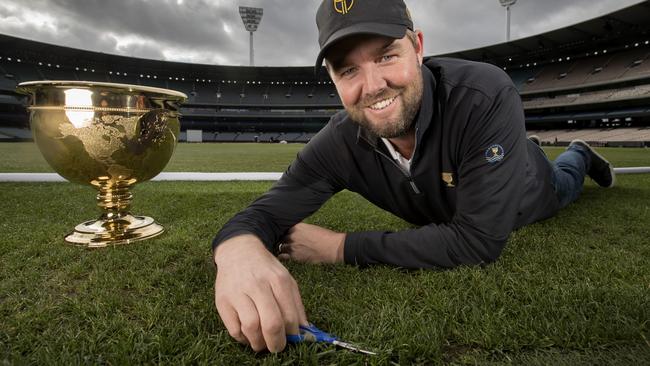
[324,60,335,81]
[415,29,424,66]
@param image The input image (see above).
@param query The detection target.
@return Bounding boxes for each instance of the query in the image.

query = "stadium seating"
[216,83,243,105]
[213,132,238,142]
[620,51,650,79]
[0,75,16,91]
[522,47,650,93]
[523,83,650,109]
[507,67,539,90]
[1,60,40,83]
[277,132,301,142]
[38,64,73,81]
[0,127,32,140]
[193,83,217,103]
[240,84,268,105]
[586,48,648,85]
[201,131,216,142]
[75,69,107,83]
[232,132,256,142]
[138,76,169,89]
[609,84,650,100]
[522,61,576,92]
[257,132,281,142]
[528,127,650,145]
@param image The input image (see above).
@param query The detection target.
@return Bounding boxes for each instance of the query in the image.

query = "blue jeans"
[548,144,591,209]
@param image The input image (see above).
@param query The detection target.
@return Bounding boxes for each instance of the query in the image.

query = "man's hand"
[213,234,308,353]
[279,223,345,264]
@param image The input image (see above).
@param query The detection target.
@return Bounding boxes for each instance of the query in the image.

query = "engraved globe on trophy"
[17,81,187,248]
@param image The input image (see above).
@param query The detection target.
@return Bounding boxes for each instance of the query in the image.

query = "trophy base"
[65,214,164,248]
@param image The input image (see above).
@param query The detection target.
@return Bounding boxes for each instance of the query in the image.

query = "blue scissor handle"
[286,323,338,344]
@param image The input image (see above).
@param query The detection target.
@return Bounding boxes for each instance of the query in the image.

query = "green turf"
[542,146,650,168]
[0,142,304,172]
[1,143,649,364]
[0,142,648,173]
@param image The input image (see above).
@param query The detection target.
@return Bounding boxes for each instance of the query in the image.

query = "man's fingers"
[215,275,248,344]
[249,283,287,353]
[293,282,309,325]
[215,298,248,345]
[269,274,302,335]
[233,295,267,352]
[214,236,308,352]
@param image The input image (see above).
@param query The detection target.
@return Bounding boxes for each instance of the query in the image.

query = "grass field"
[1,142,649,364]
[1,142,648,173]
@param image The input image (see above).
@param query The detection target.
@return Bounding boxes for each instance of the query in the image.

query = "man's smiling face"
[326,31,424,138]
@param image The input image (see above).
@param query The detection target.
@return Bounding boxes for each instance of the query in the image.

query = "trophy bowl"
[17,81,187,248]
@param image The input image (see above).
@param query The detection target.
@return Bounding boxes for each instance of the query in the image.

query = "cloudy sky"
[0,0,644,67]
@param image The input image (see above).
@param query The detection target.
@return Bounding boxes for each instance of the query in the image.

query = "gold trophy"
[17,81,187,248]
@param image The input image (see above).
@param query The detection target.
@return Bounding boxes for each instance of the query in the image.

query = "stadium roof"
[0,33,322,82]
[435,1,650,68]
[1,1,649,80]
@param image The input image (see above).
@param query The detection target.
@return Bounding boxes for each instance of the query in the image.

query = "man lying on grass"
[211,0,616,353]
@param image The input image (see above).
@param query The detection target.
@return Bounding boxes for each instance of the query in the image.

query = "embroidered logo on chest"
[441,172,455,187]
[485,144,505,164]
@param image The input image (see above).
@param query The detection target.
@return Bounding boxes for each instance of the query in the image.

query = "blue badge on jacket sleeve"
[485,144,505,164]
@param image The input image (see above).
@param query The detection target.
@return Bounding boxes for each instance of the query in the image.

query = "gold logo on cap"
[334,0,354,14]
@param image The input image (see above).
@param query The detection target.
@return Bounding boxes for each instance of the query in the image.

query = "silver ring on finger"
[280,242,292,254]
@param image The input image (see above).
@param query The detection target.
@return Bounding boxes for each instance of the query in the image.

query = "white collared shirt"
[381,137,411,172]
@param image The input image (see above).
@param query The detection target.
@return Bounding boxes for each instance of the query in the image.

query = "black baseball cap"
[315,0,413,74]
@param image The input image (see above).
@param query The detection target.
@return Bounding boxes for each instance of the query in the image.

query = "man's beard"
[345,67,423,138]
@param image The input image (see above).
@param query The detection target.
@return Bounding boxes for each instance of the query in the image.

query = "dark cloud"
[408,0,643,54]
[0,0,643,66]
[250,0,322,66]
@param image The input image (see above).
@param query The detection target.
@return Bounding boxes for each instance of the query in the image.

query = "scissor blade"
[332,340,377,355]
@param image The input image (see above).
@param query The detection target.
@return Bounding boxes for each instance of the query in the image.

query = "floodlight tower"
[499,0,517,41]
[239,6,263,66]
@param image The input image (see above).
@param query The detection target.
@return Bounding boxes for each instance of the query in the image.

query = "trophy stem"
[96,177,134,221]
[64,177,165,248]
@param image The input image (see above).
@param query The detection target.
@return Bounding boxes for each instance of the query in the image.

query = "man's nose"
[361,66,387,98]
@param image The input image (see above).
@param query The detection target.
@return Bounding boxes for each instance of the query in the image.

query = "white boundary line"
[0,168,649,182]
[613,167,650,174]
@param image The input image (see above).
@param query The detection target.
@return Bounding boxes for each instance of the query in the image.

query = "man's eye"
[341,67,356,77]
[381,55,394,62]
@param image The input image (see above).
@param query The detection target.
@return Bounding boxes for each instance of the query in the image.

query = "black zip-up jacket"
[213,58,560,269]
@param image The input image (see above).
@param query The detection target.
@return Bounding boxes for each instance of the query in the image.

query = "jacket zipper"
[374,149,421,194]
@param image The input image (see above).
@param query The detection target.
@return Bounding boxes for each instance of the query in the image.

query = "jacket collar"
[356,64,436,149]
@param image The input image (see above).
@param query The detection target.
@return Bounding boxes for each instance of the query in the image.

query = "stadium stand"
[1,2,649,145]
[622,52,650,78]
[1,61,40,83]
[0,76,16,91]
[276,132,299,142]
[522,60,577,92]
[528,127,650,147]
[0,126,33,141]
[522,84,650,109]
[214,132,238,142]
[519,48,650,92]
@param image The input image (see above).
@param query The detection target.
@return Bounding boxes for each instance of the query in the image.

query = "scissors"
[286,323,377,355]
